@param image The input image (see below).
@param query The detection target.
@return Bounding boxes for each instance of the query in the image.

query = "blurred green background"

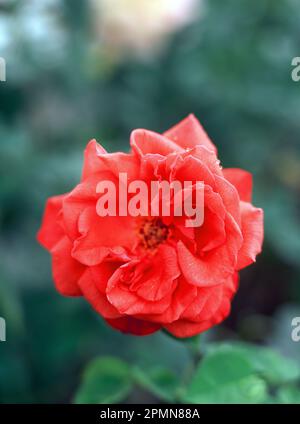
[0,0,300,403]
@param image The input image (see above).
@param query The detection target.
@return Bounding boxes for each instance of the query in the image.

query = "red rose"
[37,115,263,338]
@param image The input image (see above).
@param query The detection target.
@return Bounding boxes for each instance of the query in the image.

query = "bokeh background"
[0,0,300,403]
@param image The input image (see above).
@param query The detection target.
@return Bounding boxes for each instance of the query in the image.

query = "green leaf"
[276,386,300,404]
[183,345,267,404]
[74,357,132,404]
[217,343,300,385]
[133,366,180,402]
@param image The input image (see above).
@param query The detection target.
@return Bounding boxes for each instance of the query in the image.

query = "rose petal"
[164,297,231,338]
[215,175,241,226]
[81,139,107,180]
[164,114,217,154]
[172,154,216,188]
[182,285,223,321]
[223,168,253,202]
[131,129,184,157]
[190,145,223,176]
[105,317,161,336]
[106,259,173,316]
[195,208,226,253]
[181,273,237,322]
[51,236,84,296]
[132,245,180,301]
[78,265,122,319]
[177,214,241,288]
[237,201,264,270]
[72,206,136,266]
[63,176,101,241]
[37,194,66,251]
[82,140,140,181]
[142,276,197,324]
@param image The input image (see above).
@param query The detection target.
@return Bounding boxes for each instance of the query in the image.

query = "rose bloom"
[37,115,263,338]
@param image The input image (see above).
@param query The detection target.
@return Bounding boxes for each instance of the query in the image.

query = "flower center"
[138,218,169,251]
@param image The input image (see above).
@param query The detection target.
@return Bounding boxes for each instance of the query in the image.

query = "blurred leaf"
[212,342,300,385]
[74,357,132,404]
[133,366,180,402]
[276,386,300,404]
[183,345,267,404]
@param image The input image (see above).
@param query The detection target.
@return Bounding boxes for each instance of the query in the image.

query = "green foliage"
[276,386,300,404]
[74,357,132,404]
[74,342,300,404]
[133,366,180,403]
[218,343,300,385]
[183,346,267,404]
